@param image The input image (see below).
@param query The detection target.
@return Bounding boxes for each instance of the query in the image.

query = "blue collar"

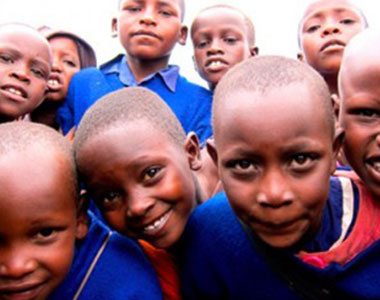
[101,54,179,92]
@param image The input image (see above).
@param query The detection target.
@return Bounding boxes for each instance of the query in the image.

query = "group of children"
[1,0,380,299]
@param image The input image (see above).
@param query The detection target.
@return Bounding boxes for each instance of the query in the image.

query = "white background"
[1,0,378,86]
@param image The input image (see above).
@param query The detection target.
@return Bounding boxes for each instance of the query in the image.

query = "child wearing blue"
[57,0,212,144]
[73,87,206,299]
[177,56,380,299]
[0,122,162,300]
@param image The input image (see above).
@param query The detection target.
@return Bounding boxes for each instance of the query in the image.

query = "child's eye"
[340,18,355,25]
[196,40,209,49]
[142,166,162,182]
[31,68,46,79]
[63,59,78,68]
[289,153,317,171]
[227,159,257,172]
[159,10,172,17]
[125,5,141,13]
[33,227,59,243]
[0,54,13,64]
[356,109,379,118]
[97,191,123,210]
[306,24,320,33]
[224,37,237,45]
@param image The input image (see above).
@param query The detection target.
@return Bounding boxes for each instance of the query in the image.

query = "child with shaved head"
[178,56,380,299]
[0,23,52,122]
[298,0,367,95]
[0,122,162,300]
[74,87,203,299]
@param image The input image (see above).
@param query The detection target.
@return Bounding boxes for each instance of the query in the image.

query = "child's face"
[213,84,336,248]
[339,49,380,199]
[0,27,51,120]
[77,122,197,249]
[0,149,80,299]
[299,0,365,75]
[114,0,187,61]
[191,7,255,90]
[46,36,80,102]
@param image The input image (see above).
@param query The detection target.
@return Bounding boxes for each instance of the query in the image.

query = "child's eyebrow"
[157,0,178,10]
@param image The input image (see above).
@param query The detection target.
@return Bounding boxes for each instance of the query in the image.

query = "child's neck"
[126,55,170,83]
[322,72,339,95]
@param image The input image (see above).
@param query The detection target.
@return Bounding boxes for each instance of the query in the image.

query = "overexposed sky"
[0,0,378,86]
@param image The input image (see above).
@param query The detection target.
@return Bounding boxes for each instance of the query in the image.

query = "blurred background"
[1,0,377,86]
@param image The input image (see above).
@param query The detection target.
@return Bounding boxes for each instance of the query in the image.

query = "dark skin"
[298,0,366,95]
[210,84,342,248]
[112,0,187,82]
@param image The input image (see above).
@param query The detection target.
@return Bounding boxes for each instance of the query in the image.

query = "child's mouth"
[142,210,172,236]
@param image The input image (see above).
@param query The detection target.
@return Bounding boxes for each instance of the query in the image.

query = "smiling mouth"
[1,86,27,99]
[0,282,45,300]
[142,210,172,235]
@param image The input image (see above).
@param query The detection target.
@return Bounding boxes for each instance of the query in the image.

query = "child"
[190,4,258,200]
[57,0,212,145]
[0,23,52,123]
[298,0,367,95]
[338,29,380,200]
[177,56,380,299]
[73,87,203,299]
[0,122,163,299]
[191,4,258,91]
[30,26,96,130]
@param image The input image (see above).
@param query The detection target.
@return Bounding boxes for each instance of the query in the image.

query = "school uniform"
[49,212,163,300]
[57,54,213,143]
[178,174,380,299]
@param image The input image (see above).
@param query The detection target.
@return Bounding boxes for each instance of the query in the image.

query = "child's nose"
[0,248,37,278]
[256,170,294,208]
[207,40,224,55]
[321,22,341,37]
[126,191,155,218]
[10,64,30,83]
[140,8,157,26]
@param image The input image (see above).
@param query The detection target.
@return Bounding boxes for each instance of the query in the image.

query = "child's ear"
[75,191,89,240]
[331,127,345,174]
[184,132,202,171]
[250,46,259,57]
[297,53,304,62]
[111,17,118,38]
[331,94,341,121]
[192,55,199,72]
[206,138,218,166]
[177,25,188,46]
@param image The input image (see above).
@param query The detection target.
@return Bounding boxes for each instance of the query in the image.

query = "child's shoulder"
[175,72,213,98]
[50,213,163,300]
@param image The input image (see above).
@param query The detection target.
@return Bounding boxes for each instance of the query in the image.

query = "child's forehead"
[302,0,362,22]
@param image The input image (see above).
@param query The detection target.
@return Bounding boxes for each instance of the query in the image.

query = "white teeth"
[209,60,222,67]
[143,211,171,234]
[372,161,380,172]
[48,79,59,86]
[7,87,22,96]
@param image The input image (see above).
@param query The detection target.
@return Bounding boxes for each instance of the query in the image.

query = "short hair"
[38,26,97,68]
[74,87,186,157]
[118,0,185,22]
[297,0,369,48]
[193,4,255,47]
[213,56,334,137]
[0,122,78,198]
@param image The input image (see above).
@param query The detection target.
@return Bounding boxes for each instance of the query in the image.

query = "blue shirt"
[178,176,370,299]
[57,54,213,143]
